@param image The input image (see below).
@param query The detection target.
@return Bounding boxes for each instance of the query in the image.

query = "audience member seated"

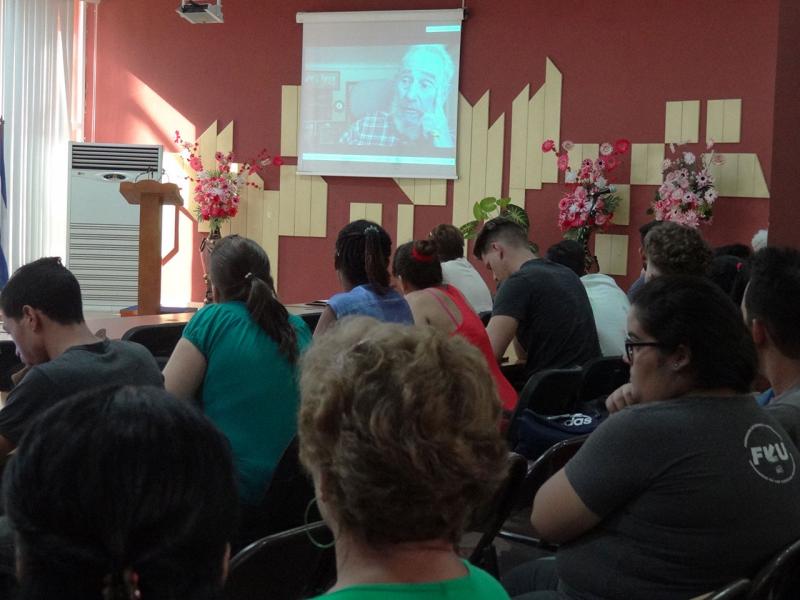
[546,240,629,357]
[429,223,493,313]
[743,247,800,446]
[708,254,746,298]
[751,228,768,252]
[298,318,511,599]
[473,218,600,383]
[627,220,665,299]
[163,235,311,506]
[393,239,517,413]
[504,275,800,599]
[314,220,412,336]
[0,258,163,458]
[3,385,238,600]
[713,243,751,259]
[644,221,712,281]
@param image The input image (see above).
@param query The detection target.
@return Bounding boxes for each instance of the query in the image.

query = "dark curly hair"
[298,317,508,547]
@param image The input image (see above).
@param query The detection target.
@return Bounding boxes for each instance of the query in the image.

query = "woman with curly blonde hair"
[298,318,511,599]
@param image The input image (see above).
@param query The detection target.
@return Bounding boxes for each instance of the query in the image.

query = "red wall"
[90,0,779,302]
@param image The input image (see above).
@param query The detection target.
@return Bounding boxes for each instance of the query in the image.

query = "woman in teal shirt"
[298,317,511,600]
[164,235,311,506]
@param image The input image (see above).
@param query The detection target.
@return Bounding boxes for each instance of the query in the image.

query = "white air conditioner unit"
[67,142,162,313]
[177,0,223,24]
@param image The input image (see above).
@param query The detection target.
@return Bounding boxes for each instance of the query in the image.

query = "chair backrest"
[237,436,318,550]
[226,521,336,600]
[506,367,584,445]
[577,355,630,404]
[478,310,492,327]
[747,538,800,599]
[467,452,528,573]
[704,579,751,599]
[300,311,321,335]
[513,435,588,512]
[121,322,186,360]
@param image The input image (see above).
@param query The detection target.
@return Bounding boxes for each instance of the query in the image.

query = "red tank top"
[424,285,518,413]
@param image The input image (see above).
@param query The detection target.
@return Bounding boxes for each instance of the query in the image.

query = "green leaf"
[497,197,511,209]
[460,220,479,240]
[480,196,498,212]
[563,228,580,241]
[472,202,485,221]
[504,203,530,230]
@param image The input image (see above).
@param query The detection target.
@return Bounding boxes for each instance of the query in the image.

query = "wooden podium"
[119,180,184,316]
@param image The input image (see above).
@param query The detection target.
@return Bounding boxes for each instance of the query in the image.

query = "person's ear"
[669,344,692,372]
[750,318,768,348]
[21,306,43,333]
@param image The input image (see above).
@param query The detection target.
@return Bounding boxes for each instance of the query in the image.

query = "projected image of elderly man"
[340,44,455,148]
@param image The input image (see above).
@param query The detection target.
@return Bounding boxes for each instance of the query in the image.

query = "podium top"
[120,180,184,207]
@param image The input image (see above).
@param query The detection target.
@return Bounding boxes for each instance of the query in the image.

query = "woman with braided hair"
[164,235,311,510]
[4,385,238,600]
[314,219,413,336]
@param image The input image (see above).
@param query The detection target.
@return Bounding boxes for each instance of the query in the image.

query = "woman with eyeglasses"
[504,275,800,600]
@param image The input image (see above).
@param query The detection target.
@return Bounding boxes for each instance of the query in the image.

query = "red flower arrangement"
[542,138,630,246]
[174,131,282,231]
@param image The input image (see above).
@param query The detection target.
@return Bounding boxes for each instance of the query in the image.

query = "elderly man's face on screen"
[391,46,449,140]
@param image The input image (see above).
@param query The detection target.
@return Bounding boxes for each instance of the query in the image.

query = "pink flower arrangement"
[650,142,723,228]
[542,138,630,244]
[174,131,281,231]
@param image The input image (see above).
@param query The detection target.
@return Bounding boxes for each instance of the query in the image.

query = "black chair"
[121,322,187,369]
[300,311,321,334]
[577,355,629,405]
[226,521,336,600]
[466,452,527,576]
[478,310,492,327]
[506,367,584,447]
[747,538,800,599]
[237,436,317,550]
[496,435,588,549]
[700,579,751,599]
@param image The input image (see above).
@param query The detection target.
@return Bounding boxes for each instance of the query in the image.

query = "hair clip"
[244,272,254,281]
[363,225,380,235]
[411,246,435,263]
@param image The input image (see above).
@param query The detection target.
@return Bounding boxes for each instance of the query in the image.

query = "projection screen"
[296,9,464,179]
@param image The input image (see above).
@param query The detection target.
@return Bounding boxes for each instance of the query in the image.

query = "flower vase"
[576,226,595,273]
[199,227,222,304]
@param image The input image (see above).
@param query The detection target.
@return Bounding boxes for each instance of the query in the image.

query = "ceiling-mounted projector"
[177,0,223,24]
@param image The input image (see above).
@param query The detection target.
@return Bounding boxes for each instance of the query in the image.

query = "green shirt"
[311,562,510,599]
[183,301,311,505]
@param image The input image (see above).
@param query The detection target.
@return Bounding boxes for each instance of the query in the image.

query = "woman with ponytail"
[314,219,413,336]
[164,235,311,508]
[5,385,238,600]
[393,240,518,413]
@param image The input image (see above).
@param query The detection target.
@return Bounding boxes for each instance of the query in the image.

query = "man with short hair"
[547,240,630,357]
[0,257,164,458]
[743,247,800,446]
[340,44,455,148]
[429,223,492,314]
[474,218,600,382]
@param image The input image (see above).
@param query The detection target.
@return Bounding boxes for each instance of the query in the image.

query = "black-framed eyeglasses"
[624,338,666,362]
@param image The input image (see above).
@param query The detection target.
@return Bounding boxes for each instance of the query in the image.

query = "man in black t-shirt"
[473,218,600,381]
[0,258,164,458]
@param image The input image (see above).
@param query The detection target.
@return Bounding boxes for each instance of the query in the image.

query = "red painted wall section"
[90,0,780,303]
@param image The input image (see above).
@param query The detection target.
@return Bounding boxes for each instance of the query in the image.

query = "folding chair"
[577,355,629,405]
[226,521,336,600]
[497,435,588,549]
[121,322,187,369]
[236,436,318,551]
[690,579,751,600]
[506,367,584,448]
[466,452,527,577]
[747,537,800,599]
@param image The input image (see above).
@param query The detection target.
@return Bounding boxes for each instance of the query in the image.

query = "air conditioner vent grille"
[70,143,162,172]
